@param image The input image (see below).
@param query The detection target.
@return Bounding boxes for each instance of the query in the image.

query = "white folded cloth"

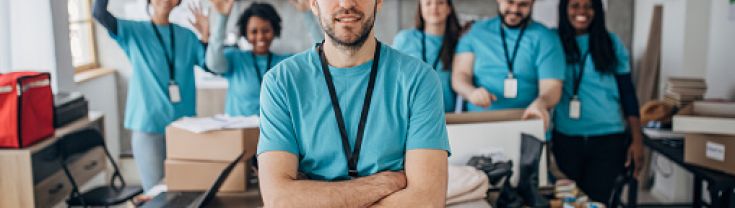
[447,165,490,205]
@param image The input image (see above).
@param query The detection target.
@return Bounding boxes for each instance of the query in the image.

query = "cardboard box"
[165,123,259,162]
[684,134,735,175]
[673,102,735,135]
[165,159,249,192]
[445,109,549,186]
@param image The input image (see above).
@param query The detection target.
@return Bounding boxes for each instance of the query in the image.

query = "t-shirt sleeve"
[536,30,566,80]
[455,30,475,54]
[257,68,300,156]
[610,33,631,75]
[111,19,135,48]
[220,47,240,77]
[392,30,412,54]
[405,63,451,154]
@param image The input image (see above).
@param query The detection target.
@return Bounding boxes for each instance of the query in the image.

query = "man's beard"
[498,9,531,28]
[317,3,377,51]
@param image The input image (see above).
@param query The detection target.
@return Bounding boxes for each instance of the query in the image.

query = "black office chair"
[56,128,143,207]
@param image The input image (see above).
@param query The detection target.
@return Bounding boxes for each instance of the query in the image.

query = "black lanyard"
[251,52,272,84]
[572,51,591,97]
[499,23,527,77]
[317,41,381,178]
[421,31,444,70]
[150,22,176,84]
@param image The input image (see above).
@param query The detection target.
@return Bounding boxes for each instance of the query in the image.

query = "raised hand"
[189,1,210,42]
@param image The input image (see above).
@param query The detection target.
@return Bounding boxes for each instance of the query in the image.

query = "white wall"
[8,0,76,92]
[0,0,9,73]
[634,0,735,100]
[705,0,735,100]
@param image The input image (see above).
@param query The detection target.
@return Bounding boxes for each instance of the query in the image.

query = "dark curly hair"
[236,2,282,39]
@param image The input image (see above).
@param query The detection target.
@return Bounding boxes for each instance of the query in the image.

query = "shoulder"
[267,49,318,79]
[395,28,421,40]
[172,23,198,40]
[381,46,435,81]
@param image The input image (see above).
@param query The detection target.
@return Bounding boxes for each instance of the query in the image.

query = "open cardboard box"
[165,121,259,162]
[673,101,735,135]
[445,109,548,186]
[672,102,735,175]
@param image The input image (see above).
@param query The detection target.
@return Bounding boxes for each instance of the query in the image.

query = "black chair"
[56,128,143,207]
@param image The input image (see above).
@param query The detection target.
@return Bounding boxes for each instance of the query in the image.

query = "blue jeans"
[131,131,166,191]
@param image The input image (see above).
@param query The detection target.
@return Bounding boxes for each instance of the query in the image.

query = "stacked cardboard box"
[673,102,735,175]
[663,77,707,107]
[164,119,259,192]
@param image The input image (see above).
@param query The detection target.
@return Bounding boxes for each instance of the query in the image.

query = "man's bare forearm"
[370,150,448,208]
[452,72,477,98]
[262,172,404,208]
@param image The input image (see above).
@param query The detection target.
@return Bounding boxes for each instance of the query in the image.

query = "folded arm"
[258,151,407,208]
[371,149,449,207]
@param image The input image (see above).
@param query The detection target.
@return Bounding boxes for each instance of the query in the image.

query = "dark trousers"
[551,131,629,203]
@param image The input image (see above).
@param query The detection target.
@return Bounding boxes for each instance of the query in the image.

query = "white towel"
[447,165,489,205]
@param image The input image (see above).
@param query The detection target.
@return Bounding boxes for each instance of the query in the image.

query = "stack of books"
[663,77,707,107]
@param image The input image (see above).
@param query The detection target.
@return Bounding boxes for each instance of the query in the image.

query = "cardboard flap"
[446,109,526,124]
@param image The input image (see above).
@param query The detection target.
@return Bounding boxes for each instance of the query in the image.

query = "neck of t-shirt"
[323,35,377,68]
[424,23,446,36]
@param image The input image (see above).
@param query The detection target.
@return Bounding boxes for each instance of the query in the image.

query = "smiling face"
[245,16,275,55]
[312,0,382,50]
[420,0,452,26]
[567,0,595,34]
[497,0,534,27]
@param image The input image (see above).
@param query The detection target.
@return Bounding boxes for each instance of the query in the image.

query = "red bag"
[0,72,55,148]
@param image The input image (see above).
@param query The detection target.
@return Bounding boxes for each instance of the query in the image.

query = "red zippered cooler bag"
[0,72,55,148]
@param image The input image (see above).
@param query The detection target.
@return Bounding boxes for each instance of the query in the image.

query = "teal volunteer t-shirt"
[393,28,457,112]
[456,17,565,111]
[222,48,290,116]
[111,20,205,133]
[257,44,451,180]
[554,33,631,136]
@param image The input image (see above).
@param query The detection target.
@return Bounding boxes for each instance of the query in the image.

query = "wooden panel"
[34,170,72,208]
[0,151,35,208]
[32,147,106,208]
[67,147,107,185]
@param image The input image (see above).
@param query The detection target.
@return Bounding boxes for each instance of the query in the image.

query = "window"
[68,0,99,72]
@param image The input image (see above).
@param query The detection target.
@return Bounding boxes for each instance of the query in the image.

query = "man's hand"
[189,1,209,42]
[522,100,550,130]
[209,0,234,15]
[468,87,496,108]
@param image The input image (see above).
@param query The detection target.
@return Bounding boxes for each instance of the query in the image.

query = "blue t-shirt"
[393,28,457,112]
[257,44,451,180]
[456,17,566,111]
[222,48,290,116]
[111,20,204,133]
[554,33,631,136]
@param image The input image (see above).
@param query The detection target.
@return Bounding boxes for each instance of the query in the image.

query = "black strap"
[572,51,590,97]
[421,31,443,70]
[500,23,527,76]
[251,52,273,84]
[150,22,176,84]
[317,41,381,178]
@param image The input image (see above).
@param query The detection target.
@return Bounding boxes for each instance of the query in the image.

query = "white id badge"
[169,83,181,103]
[569,98,581,119]
[504,78,518,98]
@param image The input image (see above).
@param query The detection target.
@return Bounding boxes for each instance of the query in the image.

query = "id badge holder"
[504,73,518,99]
[169,81,181,103]
[569,96,581,119]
